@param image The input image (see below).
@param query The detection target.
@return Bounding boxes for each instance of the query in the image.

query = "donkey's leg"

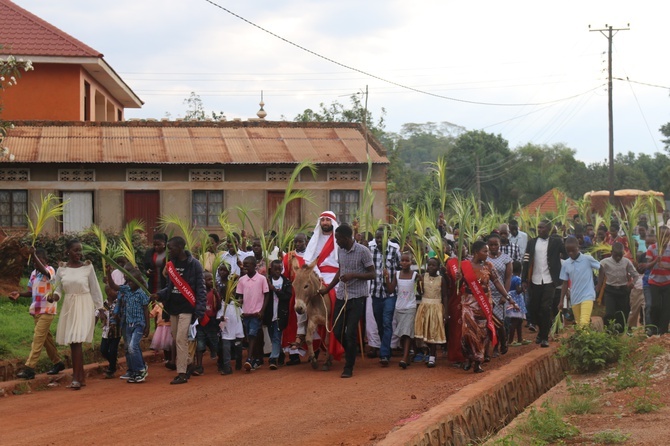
[305,321,319,370]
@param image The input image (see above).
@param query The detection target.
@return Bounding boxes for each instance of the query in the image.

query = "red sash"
[317,235,335,267]
[460,260,497,347]
[167,261,208,325]
[445,258,465,362]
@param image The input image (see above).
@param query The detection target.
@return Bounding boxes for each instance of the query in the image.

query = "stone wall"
[378,346,566,446]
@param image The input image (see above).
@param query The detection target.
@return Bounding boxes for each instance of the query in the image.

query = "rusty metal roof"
[3,121,389,165]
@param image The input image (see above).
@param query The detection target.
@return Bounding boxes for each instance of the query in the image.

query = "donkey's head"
[292,258,322,315]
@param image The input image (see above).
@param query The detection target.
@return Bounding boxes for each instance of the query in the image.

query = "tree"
[661,122,670,152]
[182,92,225,121]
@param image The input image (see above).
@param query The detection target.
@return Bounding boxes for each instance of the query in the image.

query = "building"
[0,0,142,121]
[1,120,389,236]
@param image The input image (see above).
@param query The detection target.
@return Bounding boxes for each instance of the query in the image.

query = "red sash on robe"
[282,252,305,350]
[167,261,208,325]
[460,260,497,347]
[446,258,465,362]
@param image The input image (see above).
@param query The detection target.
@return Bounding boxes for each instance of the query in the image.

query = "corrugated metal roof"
[4,121,389,165]
[0,0,101,57]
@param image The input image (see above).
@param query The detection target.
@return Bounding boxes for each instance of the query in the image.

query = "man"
[498,223,522,262]
[522,220,566,347]
[153,236,207,384]
[508,219,528,258]
[369,228,401,366]
[597,242,638,333]
[320,224,375,378]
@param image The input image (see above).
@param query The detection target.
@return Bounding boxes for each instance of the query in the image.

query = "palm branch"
[270,161,316,244]
[120,219,144,267]
[235,205,259,237]
[427,155,448,214]
[26,193,68,264]
[158,214,195,250]
[86,224,108,271]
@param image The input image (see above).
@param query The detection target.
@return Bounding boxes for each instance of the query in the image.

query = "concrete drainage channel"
[378,345,567,446]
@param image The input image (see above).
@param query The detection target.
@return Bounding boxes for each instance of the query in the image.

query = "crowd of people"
[10,209,670,388]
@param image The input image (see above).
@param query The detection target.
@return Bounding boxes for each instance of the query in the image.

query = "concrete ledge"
[379,345,566,446]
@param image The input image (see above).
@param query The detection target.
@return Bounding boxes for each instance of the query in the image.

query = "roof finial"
[257,90,267,120]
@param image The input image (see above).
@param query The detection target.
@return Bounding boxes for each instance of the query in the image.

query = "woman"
[457,241,517,373]
[51,239,104,389]
[486,233,512,358]
[144,232,168,294]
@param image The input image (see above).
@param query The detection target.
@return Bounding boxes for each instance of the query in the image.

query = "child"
[414,257,447,368]
[108,266,150,383]
[193,272,221,375]
[11,248,64,379]
[385,252,418,369]
[559,237,601,327]
[98,285,122,379]
[149,302,173,365]
[264,259,292,370]
[236,256,269,371]
[506,261,529,346]
[596,242,638,332]
[217,262,244,374]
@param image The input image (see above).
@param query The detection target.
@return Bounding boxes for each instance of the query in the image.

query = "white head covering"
[303,211,339,281]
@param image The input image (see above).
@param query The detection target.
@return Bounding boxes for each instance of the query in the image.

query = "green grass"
[0,277,104,370]
[592,429,630,444]
[514,401,579,444]
[646,344,666,358]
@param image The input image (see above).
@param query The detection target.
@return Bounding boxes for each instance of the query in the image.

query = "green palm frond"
[120,219,144,267]
[235,205,259,237]
[27,194,68,263]
[427,155,448,214]
[158,214,195,250]
[86,224,108,271]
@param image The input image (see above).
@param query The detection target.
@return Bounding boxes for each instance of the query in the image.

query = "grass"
[514,400,579,444]
[630,387,663,414]
[0,276,104,369]
[592,429,630,444]
[646,343,666,358]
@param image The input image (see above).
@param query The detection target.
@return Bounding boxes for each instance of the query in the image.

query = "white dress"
[55,262,104,345]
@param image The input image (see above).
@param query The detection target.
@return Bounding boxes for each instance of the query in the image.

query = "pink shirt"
[237,273,269,314]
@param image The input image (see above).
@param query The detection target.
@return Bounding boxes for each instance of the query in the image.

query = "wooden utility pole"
[590,24,629,204]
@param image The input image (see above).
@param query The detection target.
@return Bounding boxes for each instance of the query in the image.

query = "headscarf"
[303,211,340,280]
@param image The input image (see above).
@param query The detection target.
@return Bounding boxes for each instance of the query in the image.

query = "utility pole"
[475,155,482,213]
[590,24,629,204]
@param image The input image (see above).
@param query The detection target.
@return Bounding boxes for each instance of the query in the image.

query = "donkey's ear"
[307,259,318,270]
[291,256,300,272]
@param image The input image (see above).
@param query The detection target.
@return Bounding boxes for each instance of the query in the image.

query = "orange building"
[0,0,142,121]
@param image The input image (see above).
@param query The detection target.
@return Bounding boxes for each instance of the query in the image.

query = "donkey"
[291,258,333,371]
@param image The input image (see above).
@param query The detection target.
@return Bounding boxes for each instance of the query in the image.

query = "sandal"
[68,381,81,390]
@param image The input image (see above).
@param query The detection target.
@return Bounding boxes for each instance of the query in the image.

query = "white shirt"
[510,230,528,257]
[271,276,283,321]
[531,238,553,285]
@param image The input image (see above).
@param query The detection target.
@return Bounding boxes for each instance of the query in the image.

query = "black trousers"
[603,285,630,333]
[333,296,366,371]
[100,336,121,373]
[649,284,670,335]
[528,283,555,341]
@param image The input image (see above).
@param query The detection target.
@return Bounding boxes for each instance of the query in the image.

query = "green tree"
[182,92,225,121]
[660,122,670,152]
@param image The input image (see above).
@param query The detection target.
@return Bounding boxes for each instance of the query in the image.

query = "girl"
[50,239,104,390]
[150,302,173,364]
[414,257,447,368]
[486,233,512,358]
[458,241,518,373]
[385,252,418,369]
[506,261,529,346]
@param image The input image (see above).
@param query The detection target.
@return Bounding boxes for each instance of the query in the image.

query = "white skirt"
[56,293,96,345]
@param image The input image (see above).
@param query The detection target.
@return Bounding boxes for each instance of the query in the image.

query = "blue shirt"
[559,253,600,305]
[113,285,150,326]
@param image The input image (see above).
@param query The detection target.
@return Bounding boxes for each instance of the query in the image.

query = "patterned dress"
[487,252,512,320]
[460,261,496,362]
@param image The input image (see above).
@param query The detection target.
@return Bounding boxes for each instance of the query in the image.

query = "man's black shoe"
[540,340,550,348]
[46,362,65,375]
[17,367,35,380]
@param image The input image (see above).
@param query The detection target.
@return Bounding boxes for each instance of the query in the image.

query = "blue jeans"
[269,320,283,360]
[126,324,145,375]
[372,297,397,359]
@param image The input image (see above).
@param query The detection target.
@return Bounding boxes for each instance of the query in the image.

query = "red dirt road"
[1,344,536,446]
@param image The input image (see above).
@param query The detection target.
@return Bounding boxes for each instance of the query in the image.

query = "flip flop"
[68,381,81,390]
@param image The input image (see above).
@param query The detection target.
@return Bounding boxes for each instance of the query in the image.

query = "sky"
[12,0,670,163]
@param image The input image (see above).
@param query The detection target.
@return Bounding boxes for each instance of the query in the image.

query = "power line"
[202,0,610,108]
[614,77,670,90]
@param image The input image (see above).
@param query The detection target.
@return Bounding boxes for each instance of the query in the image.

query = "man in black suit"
[522,220,566,347]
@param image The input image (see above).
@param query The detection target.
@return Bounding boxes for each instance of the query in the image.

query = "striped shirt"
[646,244,670,286]
[500,242,521,262]
[336,242,374,300]
[370,243,400,299]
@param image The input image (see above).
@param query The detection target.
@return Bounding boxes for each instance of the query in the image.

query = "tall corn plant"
[428,155,448,215]
[553,189,571,235]
[357,155,377,234]
[120,219,144,267]
[390,202,415,253]
[26,194,68,263]
[574,196,592,224]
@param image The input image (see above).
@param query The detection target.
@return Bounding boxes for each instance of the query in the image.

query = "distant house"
[0,0,389,235]
[2,120,389,236]
[0,0,142,121]
[519,188,577,217]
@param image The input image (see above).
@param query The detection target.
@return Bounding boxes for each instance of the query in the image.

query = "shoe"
[252,358,262,370]
[170,374,188,385]
[528,324,537,332]
[104,371,115,379]
[483,356,491,363]
[380,357,389,367]
[119,371,132,380]
[138,366,148,381]
[221,368,233,375]
[243,360,252,372]
[164,362,176,371]
[473,362,484,373]
[510,342,522,347]
[521,339,532,345]
[413,353,424,363]
[427,360,436,368]
[286,355,301,366]
[17,367,35,380]
[540,340,549,348]
[46,362,65,375]
[500,344,508,355]
[492,351,499,358]
[68,380,82,390]
[341,368,353,378]
[535,336,541,344]
[463,361,472,371]
[191,366,204,376]
[131,372,145,383]
[399,361,407,369]
[127,376,137,383]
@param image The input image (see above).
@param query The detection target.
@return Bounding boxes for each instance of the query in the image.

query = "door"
[124,191,160,238]
[62,191,93,232]
[267,191,301,231]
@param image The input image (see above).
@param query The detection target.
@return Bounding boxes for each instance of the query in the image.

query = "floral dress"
[460,261,496,362]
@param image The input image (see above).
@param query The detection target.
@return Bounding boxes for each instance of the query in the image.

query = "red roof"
[521,188,578,216]
[0,0,101,57]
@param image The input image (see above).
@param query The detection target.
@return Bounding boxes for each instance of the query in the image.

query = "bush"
[558,326,622,373]
[592,430,630,444]
[514,401,579,444]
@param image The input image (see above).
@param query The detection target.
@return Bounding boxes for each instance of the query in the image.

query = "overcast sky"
[13,0,670,163]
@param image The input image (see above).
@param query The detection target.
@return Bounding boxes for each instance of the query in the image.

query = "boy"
[193,271,221,375]
[236,256,269,371]
[11,248,65,379]
[559,237,601,327]
[217,261,244,374]
[108,267,150,383]
[98,284,121,379]
[265,260,292,370]
[597,242,639,333]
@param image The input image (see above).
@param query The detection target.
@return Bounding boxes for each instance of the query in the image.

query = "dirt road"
[1,344,536,446]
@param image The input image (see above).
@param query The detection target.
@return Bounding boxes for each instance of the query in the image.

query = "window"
[0,168,30,181]
[189,169,224,182]
[329,190,359,224]
[59,169,95,182]
[127,169,162,182]
[0,190,28,227]
[62,192,93,232]
[327,169,362,182]
[266,168,295,182]
[192,191,223,227]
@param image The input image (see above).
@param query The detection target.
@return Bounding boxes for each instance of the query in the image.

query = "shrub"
[514,401,579,443]
[558,326,621,373]
[630,388,663,414]
[592,429,630,444]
